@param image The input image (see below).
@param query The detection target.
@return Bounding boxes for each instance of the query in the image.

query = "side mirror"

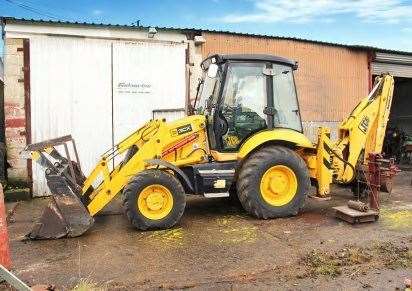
[207,64,218,78]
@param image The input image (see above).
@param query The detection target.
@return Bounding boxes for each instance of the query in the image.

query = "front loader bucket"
[28,175,94,239]
[22,135,94,239]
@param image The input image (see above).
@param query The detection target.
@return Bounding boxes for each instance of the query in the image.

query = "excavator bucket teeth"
[28,175,94,240]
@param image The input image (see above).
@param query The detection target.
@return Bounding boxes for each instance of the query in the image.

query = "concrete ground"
[4,172,412,290]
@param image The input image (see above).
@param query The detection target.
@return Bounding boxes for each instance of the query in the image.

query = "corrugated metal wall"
[201,33,370,122]
[30,36,113,196]
[30,36,187,196]
[372,52,412,78]
[302,121,339,142]
[112,41,186,144]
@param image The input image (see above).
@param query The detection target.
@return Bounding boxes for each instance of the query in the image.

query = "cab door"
[215,62,269,151]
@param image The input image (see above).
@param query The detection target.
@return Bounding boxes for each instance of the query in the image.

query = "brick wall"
[4,38,29,185]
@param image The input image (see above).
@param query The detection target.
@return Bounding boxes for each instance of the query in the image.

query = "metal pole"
[368,153,380,210]
[63,143,76,183]
[0,264,32,291]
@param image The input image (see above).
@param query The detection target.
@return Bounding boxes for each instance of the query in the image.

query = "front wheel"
[237,146,310,219]
[122,170,186,230]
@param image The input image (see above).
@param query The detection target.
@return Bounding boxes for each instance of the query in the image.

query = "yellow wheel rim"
[260,165,298,206]
[137,184,173,220]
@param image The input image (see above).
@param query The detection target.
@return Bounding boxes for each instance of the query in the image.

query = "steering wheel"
[218,112,229,135]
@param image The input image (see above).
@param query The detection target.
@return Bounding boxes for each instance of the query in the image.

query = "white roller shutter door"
[30,36,112,196]
[372,52,412,78]
[112,41,186,144]
[30,37,187,196]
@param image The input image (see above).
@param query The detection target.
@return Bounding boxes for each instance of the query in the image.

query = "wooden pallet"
[333,205,379,224]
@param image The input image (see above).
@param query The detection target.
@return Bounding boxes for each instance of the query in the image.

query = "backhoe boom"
[314,74,395,196]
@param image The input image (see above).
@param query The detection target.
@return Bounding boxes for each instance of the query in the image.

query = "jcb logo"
[171,124,193,136]
[359,116,369,134]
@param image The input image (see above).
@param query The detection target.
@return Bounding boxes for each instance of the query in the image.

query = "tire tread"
[237,146,310,219]
[122,170,186,230]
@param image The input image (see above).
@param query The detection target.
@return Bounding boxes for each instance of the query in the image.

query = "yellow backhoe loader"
[23,54,395,239]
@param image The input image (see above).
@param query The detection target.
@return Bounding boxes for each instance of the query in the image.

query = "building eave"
[1,16,412,56]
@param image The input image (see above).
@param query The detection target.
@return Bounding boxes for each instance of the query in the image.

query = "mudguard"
[238,128,314,159]
[145,159,194,192]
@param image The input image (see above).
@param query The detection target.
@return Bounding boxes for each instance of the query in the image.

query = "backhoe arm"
[314,74,395,196]
[332,74,394,183]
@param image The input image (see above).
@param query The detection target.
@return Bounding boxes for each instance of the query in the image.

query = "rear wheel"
[122,170,186,230]
[237,146,310,219]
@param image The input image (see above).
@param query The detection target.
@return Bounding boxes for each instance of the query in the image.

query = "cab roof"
[202,54,298,69]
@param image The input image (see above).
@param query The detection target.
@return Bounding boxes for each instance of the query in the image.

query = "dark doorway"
[381,76,412,168]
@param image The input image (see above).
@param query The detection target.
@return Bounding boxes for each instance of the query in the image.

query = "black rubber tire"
[122,170,186,230]
[237,146,310,219]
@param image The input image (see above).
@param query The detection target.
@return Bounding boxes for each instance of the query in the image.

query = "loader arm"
[81,116,208,216]
[80,120,162,213]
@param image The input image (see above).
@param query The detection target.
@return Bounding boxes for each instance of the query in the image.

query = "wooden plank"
[23,39,32,197]
[333,205,379,224]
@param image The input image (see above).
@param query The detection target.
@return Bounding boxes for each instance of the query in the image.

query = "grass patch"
[304,246,371,277]
[303,241,411,278]
[373,241,412,269]
[380,207,412,230]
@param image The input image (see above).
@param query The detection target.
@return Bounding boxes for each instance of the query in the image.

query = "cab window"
[272,64,302,131]
[219,63,267,150]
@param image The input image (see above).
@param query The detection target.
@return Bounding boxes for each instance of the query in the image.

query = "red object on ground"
[0,184,12,269]
[366,153,399,210]
[367,153,381,210]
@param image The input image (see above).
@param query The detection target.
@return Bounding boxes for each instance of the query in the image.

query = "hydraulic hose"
[329,148,357,184]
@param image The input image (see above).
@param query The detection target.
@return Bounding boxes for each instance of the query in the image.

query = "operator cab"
[194,54,303,152]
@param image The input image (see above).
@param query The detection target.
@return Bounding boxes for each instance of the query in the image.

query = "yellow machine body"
[82,117,320,215]
[24,53,395,239]
[238,129,314,159]
[61,70,395,215]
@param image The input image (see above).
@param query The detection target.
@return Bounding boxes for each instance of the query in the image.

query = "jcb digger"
[23,54,395,239]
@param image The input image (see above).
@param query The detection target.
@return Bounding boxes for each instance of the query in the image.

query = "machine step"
[204,192,230,198]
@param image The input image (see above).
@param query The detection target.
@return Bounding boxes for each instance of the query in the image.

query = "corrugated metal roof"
[372,62,412,78]
[375,52,412,65]
[1,16,188,32]
[2,16,412,56]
